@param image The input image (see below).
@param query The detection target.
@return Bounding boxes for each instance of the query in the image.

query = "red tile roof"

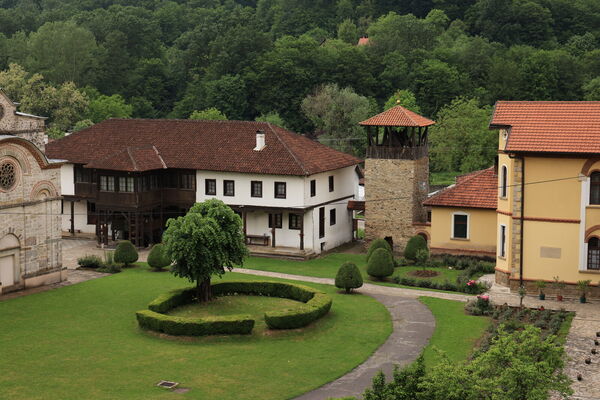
[46,119,362,175]
[357,37,370,46]
[491,101,600,154]
[423,167,497,209]
[359,106,435,127]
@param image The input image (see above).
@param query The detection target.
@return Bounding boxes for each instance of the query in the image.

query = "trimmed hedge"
[404,235,427,261]
[114,240,138,266]
[335,262,363,293]
[367,248,395,279]
[366,238,392,261]
[136,281,333,336]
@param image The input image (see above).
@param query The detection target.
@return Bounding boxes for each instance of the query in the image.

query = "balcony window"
[274,182,286,199]
[251,181,263,198]
[591,172,600,205]
[100,176,115,192]
[181,173,195,190]
[75,166,91,183]
[588,237,600,270]
[224,180,235,196]
[205,179,216,195]
[118,177,134,192]
[165,173,178,189]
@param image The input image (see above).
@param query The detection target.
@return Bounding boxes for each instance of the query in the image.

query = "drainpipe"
[519,156,525,287]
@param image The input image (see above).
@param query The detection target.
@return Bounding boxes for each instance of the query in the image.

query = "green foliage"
[366,248,394,280]
[147,244,170,271]
[415,248,430,265]
[77,255,103,269]
[114,240,138,266]
[337,19,359,44]
[255,111,287,128]
[429,97,495,173]
[189,107,228,120]
[139,281,332,335]
[163,199,248,301]
[301,83,373,156]
[383,89,421,113]
[335,262,363,293]
[404,235,427,261]
[73,119,94,132]
[366,238,392,261]
[86,94,132,123]
[583,77,600,100]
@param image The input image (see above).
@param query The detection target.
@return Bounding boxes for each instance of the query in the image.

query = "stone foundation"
[495,272,600,300]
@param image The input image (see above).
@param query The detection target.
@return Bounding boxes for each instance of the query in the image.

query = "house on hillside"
[422,167,497,258]
[45,119,362,258]
[0,90,64,293]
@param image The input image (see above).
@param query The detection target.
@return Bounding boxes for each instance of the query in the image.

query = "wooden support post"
[242,211,247,238]
[299,213,304,250]
[70,200,75,236]
[271,226,276,248]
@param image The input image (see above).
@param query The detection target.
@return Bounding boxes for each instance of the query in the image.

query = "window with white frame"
[100,176,115,192]
[119,177,134,192]
[499,224,506,258]
[452,213,469,239]
[500,165,508,198]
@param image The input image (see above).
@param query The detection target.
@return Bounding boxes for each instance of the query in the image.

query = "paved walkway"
[61,237,149,269]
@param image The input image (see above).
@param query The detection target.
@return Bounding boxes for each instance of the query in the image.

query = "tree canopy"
[162,199,248,302]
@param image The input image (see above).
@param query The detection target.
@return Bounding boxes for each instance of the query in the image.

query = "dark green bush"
[367,248,394,280]
[97,264,122,274]
[114,240,138,266]
[138,281,333,335]
[77,255,103,268]
[147,243,170,270]
[366,238,392,261]
[404,235,427,261]
[136,310,254,336]
[335,262,363,293]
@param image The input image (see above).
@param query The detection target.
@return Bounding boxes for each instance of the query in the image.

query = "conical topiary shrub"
[335,262,363,293]
[367,238,393,261]
[147,243,170,271]
[367,248,394,280]
[114,240,138,267]
[404,235,427,261]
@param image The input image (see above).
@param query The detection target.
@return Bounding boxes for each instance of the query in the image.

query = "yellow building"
[490,101,600,297]
[422,167,497,257]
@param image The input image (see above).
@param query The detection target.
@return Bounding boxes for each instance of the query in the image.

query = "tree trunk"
[196,277,212,302]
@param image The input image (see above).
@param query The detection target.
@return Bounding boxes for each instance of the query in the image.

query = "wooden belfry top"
[359,105,435,127]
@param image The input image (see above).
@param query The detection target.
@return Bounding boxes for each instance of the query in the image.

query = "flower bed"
[136,281,333,336]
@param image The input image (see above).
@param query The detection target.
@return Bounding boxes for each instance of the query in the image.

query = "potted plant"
[535,280,546,300]
[553,276,566,301]
[577,280,592,303]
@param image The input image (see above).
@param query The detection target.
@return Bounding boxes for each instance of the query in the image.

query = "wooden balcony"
[366,145,428,160]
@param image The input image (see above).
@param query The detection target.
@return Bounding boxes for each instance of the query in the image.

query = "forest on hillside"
[1,0,600,173]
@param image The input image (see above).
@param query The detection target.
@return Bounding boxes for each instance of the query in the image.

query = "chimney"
[254,130,266,151]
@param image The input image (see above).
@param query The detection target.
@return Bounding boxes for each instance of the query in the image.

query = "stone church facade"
[0,90,64,293]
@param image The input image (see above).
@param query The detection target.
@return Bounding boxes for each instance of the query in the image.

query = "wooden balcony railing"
[366,145,428,160]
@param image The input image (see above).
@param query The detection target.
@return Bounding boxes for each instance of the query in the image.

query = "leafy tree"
[25,21,99,86]
[404,235,427,261]
[413,59,463,115]
[73,120,94,132]
[162,199,248,302]
[301,83,373,155]
[338,19,359,44]
[429,97,494,173]
[86,94,133,123]
[189,108,228,120]
[583,77,600,100]
[114,240,138,267]
[255,112,287,128]
[147,243,171,271]
[335,262,363,293]
[384,89,421,112]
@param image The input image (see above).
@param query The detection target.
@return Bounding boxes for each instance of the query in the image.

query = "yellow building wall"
[496,213,512,273]
[430,207,497,255]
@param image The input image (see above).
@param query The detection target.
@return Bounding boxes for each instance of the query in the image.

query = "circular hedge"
[136,281,333,336]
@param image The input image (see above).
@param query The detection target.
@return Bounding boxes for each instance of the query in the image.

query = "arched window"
[500,165,508,198]
[590,172,600,205]
[588,237,600,270]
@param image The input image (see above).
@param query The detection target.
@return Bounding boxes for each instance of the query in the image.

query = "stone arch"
[416,230,430,244]
[585,225,600,242]
[581,158,600,177]
[0,145,31,174]
[30,180,58,200]
[0,233,20,251]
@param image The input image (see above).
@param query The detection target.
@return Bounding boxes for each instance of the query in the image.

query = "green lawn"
[394,266,463,283]
[169,295,301,334]
[0,266,391,400]
[418,297,490,367]
[242,254,470,294]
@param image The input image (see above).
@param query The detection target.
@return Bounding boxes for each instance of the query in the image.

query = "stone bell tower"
[361,106,435,253]
[0,89,47,152]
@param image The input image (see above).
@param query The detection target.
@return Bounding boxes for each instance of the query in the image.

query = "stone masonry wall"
[0,91,46,152]
[365,157,429,253]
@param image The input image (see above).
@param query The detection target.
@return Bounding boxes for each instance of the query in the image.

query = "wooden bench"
[246,235,270,246]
